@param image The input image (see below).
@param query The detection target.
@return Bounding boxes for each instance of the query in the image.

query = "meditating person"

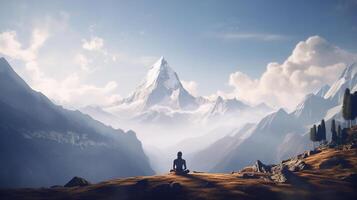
[171,151,189,174]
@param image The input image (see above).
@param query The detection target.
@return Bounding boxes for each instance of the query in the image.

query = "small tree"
[352,91,357,125]
[343,88,352,127]
[321,119,326,142]
[317,124,322,144]
[331,119,337,143]
[310,125,317,148]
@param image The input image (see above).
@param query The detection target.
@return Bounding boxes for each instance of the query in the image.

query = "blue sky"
[0,0,356,108]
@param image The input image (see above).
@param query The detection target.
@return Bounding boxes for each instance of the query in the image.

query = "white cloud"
[82,36,104,51]
[228,35,357,110]
[35,74,121,107]
[0,29,121,108]
[182,80,198,96]
[0,29,48,62]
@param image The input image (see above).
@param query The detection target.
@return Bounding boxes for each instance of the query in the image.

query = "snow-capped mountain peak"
[208,96,249,116]
[315,84,330,97]
[144,56,181,90]
[339,62,357,80]
[121,57,198,110]
[324,62,357,103]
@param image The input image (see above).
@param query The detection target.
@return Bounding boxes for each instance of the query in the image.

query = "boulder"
[64,176,91,187]
[253,160,272,173]
[283,158,308,172]
[270,166,297,183]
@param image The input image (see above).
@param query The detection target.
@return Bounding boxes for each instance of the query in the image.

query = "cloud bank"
[228,36,357,110]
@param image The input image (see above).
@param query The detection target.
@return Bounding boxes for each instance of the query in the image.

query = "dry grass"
[1,148,356,200]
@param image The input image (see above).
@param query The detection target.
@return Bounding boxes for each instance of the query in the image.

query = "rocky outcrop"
[270,165,302,183]
[241,158,308,183]
[253,160,271,173]
[64,176,91,187]
[280,158,309,172]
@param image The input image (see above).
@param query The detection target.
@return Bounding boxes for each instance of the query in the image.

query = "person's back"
[173,158,186,172]
[172,151,189,174]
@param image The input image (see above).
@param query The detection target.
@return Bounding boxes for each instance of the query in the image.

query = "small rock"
[64,176,91,187]
[270,166,296,183]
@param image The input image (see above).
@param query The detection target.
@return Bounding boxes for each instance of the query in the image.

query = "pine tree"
[317,124,322,144]
[352,91,357,125]
[342,88,352,127]
[321,119,326,142]
[310,125,317,148]
[331,119,337,143]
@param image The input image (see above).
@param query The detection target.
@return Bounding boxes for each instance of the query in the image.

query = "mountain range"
[0,57,154,188]
[189,63,357,172]
[84,57,273,130]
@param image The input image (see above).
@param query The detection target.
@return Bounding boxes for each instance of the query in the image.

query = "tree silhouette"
[343,88,352,127]
[331,119,337,143]
[310,125,317,148]
[352,91,357,124]
[321,119,326,142]
[317,124,322,144]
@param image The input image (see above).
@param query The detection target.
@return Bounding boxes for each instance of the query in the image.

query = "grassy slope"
[0,147,356,200]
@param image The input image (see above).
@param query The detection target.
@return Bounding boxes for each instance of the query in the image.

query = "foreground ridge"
[1,143,356,200]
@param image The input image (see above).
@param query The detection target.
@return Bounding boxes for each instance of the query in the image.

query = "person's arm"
[173,160,176,170]
[183,160,187,170]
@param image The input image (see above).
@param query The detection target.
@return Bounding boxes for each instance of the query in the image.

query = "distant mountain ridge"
[190,62,357,172]
[88,57,273,126]
[0,57,154,188]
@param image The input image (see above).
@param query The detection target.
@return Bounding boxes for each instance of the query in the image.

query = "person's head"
[177,151,182,158]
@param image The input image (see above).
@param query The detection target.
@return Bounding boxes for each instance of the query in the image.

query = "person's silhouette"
[171,151,189,174]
